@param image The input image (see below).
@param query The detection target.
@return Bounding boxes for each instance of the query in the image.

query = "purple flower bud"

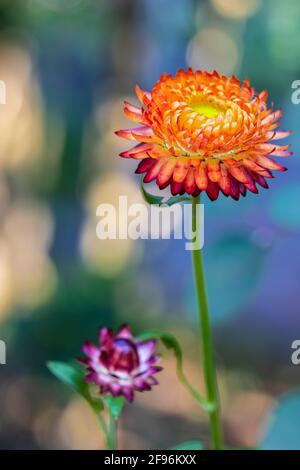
[80,325,162,402]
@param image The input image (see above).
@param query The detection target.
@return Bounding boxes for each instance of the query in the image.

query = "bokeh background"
[0,0,300,450]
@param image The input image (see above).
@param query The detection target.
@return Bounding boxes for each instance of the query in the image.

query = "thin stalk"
[191,195,223,450]
[106,412,118,450]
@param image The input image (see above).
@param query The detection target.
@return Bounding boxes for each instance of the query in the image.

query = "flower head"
[80,325,162,402]
[116,69,292,201]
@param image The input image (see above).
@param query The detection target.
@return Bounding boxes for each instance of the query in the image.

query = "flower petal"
[171,179,184,195]
[116,324,133,339]
[135,84,152,106]
[173,158,190,183]
[184,167,197,194]
[115,126,154,142]
[218,164,231,195]
[119,142,153,158]
[207,160,221,183]
[99,328,113,347]
[206,180,219,201]
[252,173,269,188]
[225,161,250,184]
[135,157,156,174]
[228,175,240,200]
[195,162,208,190]
[157,158,177,186]
[254,155,287,171]
[239,184,247,197]
[123,101,145,124]
[123,387,134,402]
[137,340,157,363]
[143,159,165,183]
[267,130,292,140]
[82,341,99,359]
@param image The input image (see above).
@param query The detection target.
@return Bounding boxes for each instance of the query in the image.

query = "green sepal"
[103,395,125,420]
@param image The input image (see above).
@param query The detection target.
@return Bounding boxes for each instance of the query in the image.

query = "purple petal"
[97,373,111,385]
[147,354,160,365]
[151,365,163,374]
[147,376,159,386]
[82,341,99,359]
[99,327,113,347]
[134,378,152,391]
[139,365,163,379]
[115,324,133,340]
[137,339,157,363]
[109,383,122,397]
[122,387,134,402]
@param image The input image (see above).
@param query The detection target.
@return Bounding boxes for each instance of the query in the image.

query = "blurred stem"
[97,412,118,450]
[106,412,118,450]
[191,195,223,450]
[97,413,107,435]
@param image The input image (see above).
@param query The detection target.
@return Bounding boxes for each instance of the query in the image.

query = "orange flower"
[116,69,292,200]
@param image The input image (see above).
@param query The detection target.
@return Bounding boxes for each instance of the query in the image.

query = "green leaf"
[171,440,203,450]
[47,361,103,414]
[140,179,191,207]
[103,395,125,420]
[138,330,214,412]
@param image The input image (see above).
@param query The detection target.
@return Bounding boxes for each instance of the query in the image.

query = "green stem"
[191,195,223,450]
[106,412,118,450]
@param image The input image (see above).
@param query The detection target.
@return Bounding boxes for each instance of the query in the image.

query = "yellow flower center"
[191,102,223,118]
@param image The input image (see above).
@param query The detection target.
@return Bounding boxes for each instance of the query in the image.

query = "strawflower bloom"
[80,325,162,402]
[116,69,292,200]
